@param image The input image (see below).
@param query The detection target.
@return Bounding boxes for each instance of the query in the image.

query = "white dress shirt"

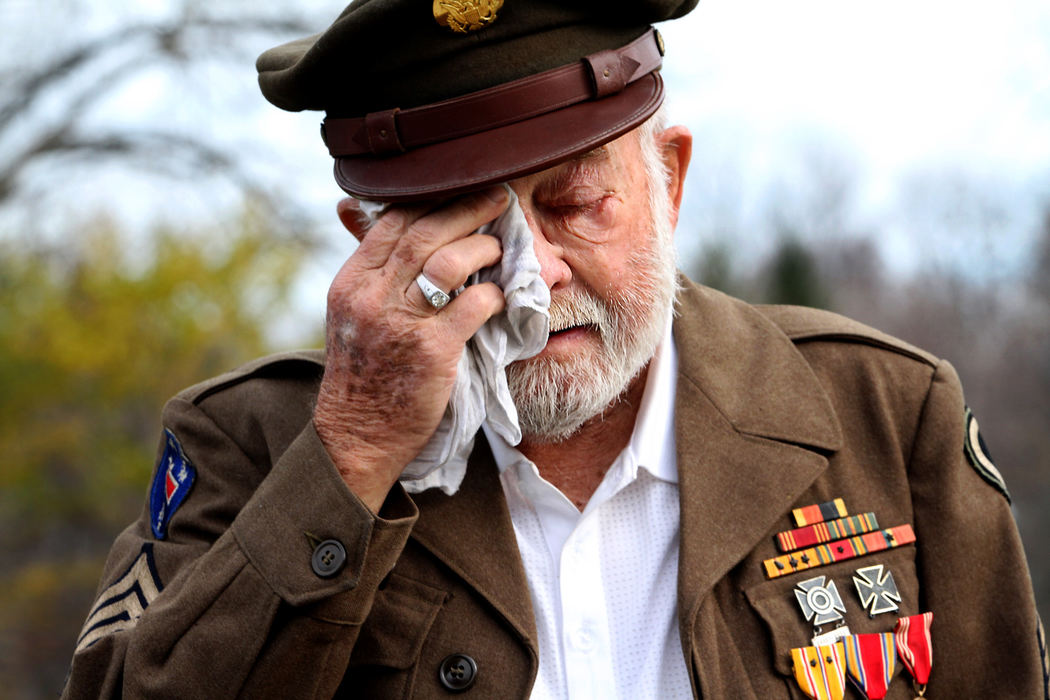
[483,317,692,700]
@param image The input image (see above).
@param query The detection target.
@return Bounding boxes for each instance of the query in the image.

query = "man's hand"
[314,188,508,512]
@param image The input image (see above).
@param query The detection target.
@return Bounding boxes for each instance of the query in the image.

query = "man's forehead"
[522,143,619,189]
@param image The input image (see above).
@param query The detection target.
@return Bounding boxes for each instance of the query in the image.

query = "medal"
[792,642,848,700]
[895,612,933,697]
[795,576,847,627]
[844,633,898,699]
[853,564,901,617]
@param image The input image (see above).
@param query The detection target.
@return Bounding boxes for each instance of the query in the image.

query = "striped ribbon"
[895,612,933,686]
[844,633,898,699]
[763,524,915,579]
[793,498,848,527]
[776,512,880,552]
[792,642,848,700]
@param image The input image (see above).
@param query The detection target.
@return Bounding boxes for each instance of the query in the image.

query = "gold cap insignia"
[433,0,504,34]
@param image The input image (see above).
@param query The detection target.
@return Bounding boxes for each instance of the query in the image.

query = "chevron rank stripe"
[792,498,848,527]
[763,524,916,579]
[844,633,898,699]
[75,543,163,653]
[792,642,848,700]
[776,512,880,553]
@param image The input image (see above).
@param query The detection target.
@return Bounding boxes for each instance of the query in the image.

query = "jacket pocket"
[744,545,920,678]
[338,572,449,699]
[350,572,449,670]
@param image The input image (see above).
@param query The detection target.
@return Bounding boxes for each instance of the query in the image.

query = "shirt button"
[439,653,477,692]
[570,627,596,653]
[310,539,346,578]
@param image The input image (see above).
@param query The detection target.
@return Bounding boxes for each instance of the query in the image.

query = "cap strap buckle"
[363,108,404,155]
[585,51,641,99]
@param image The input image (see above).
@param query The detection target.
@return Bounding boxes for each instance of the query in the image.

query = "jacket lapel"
[672,282,843,634]
[408,436,538,649]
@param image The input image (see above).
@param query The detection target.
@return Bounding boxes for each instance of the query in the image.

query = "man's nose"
[518,202,572,291]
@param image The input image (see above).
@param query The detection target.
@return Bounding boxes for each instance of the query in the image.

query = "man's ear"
[657,125,692,230]
[336,197,371,243]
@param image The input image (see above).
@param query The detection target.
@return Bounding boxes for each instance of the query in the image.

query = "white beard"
[506,224,677,443]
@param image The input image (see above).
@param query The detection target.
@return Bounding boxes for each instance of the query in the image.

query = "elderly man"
[65,2,1046,698]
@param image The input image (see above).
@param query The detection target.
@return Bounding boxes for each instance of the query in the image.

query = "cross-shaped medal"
[853,564,901,616]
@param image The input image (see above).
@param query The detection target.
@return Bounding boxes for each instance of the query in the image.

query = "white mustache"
[547,291,609,335]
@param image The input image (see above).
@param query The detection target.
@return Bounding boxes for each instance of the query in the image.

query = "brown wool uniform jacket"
[64,281,1048,699]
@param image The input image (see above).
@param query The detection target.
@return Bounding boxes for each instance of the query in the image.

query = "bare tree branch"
[0,11,319,219]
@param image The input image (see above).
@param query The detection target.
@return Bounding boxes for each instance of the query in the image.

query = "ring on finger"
[415,273,451,310]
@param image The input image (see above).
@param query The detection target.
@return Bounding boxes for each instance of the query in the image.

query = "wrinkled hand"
[314,188,508,512]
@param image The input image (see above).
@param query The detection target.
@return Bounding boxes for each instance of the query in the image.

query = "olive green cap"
[256,0,699,200]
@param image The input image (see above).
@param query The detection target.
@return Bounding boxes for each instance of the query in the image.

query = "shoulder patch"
[963,407,1011,503]
[150,429,197,539]
[75,543,163,653]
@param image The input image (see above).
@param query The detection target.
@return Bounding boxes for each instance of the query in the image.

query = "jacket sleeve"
[62,393,418,699]
[908,359,1046,697]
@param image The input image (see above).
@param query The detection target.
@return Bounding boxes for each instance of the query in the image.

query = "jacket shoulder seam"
[177,349,324,405]
[755,305,939,368]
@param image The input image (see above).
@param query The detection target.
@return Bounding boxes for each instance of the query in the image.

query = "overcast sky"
[660,0,1050,271]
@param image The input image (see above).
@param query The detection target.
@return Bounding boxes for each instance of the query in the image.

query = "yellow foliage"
[0,202,316,529]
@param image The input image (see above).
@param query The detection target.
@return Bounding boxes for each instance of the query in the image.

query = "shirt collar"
[628,311,678,484]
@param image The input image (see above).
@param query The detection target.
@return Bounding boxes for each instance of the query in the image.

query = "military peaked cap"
[257,0,698,201]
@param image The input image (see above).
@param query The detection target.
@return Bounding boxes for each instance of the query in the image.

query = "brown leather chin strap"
[321,28,664,159]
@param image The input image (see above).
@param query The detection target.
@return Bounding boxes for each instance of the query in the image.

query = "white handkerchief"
[357,185,549,495]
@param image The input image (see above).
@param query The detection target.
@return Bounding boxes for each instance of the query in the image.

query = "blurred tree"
[1032,206,1050,304]
[0,201,319,696]
[692,238,748,299]
[762,235,830,308]
[0,0,330,240]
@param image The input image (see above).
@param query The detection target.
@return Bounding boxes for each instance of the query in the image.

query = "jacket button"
[311,539,346,578]
[439,653,477,692]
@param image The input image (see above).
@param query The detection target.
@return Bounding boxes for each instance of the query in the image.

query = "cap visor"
[333,73,663,202]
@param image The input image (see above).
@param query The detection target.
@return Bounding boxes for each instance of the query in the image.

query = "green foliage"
[764,237,830,309]
[689,236,831,309]
[693,239,744,299]
[0,203,314,533]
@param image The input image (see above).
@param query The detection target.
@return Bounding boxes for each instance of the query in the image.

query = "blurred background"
[1,0,1047,696]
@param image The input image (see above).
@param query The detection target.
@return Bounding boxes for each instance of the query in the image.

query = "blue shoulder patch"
[149,429,196,539]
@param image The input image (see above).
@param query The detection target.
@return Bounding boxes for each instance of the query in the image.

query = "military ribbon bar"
[776,512,880,553]
[844,633,898,699]
[792,642,848,700]
[763,524,916,579]
[895,612,933,693]
[792,498,848,527]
